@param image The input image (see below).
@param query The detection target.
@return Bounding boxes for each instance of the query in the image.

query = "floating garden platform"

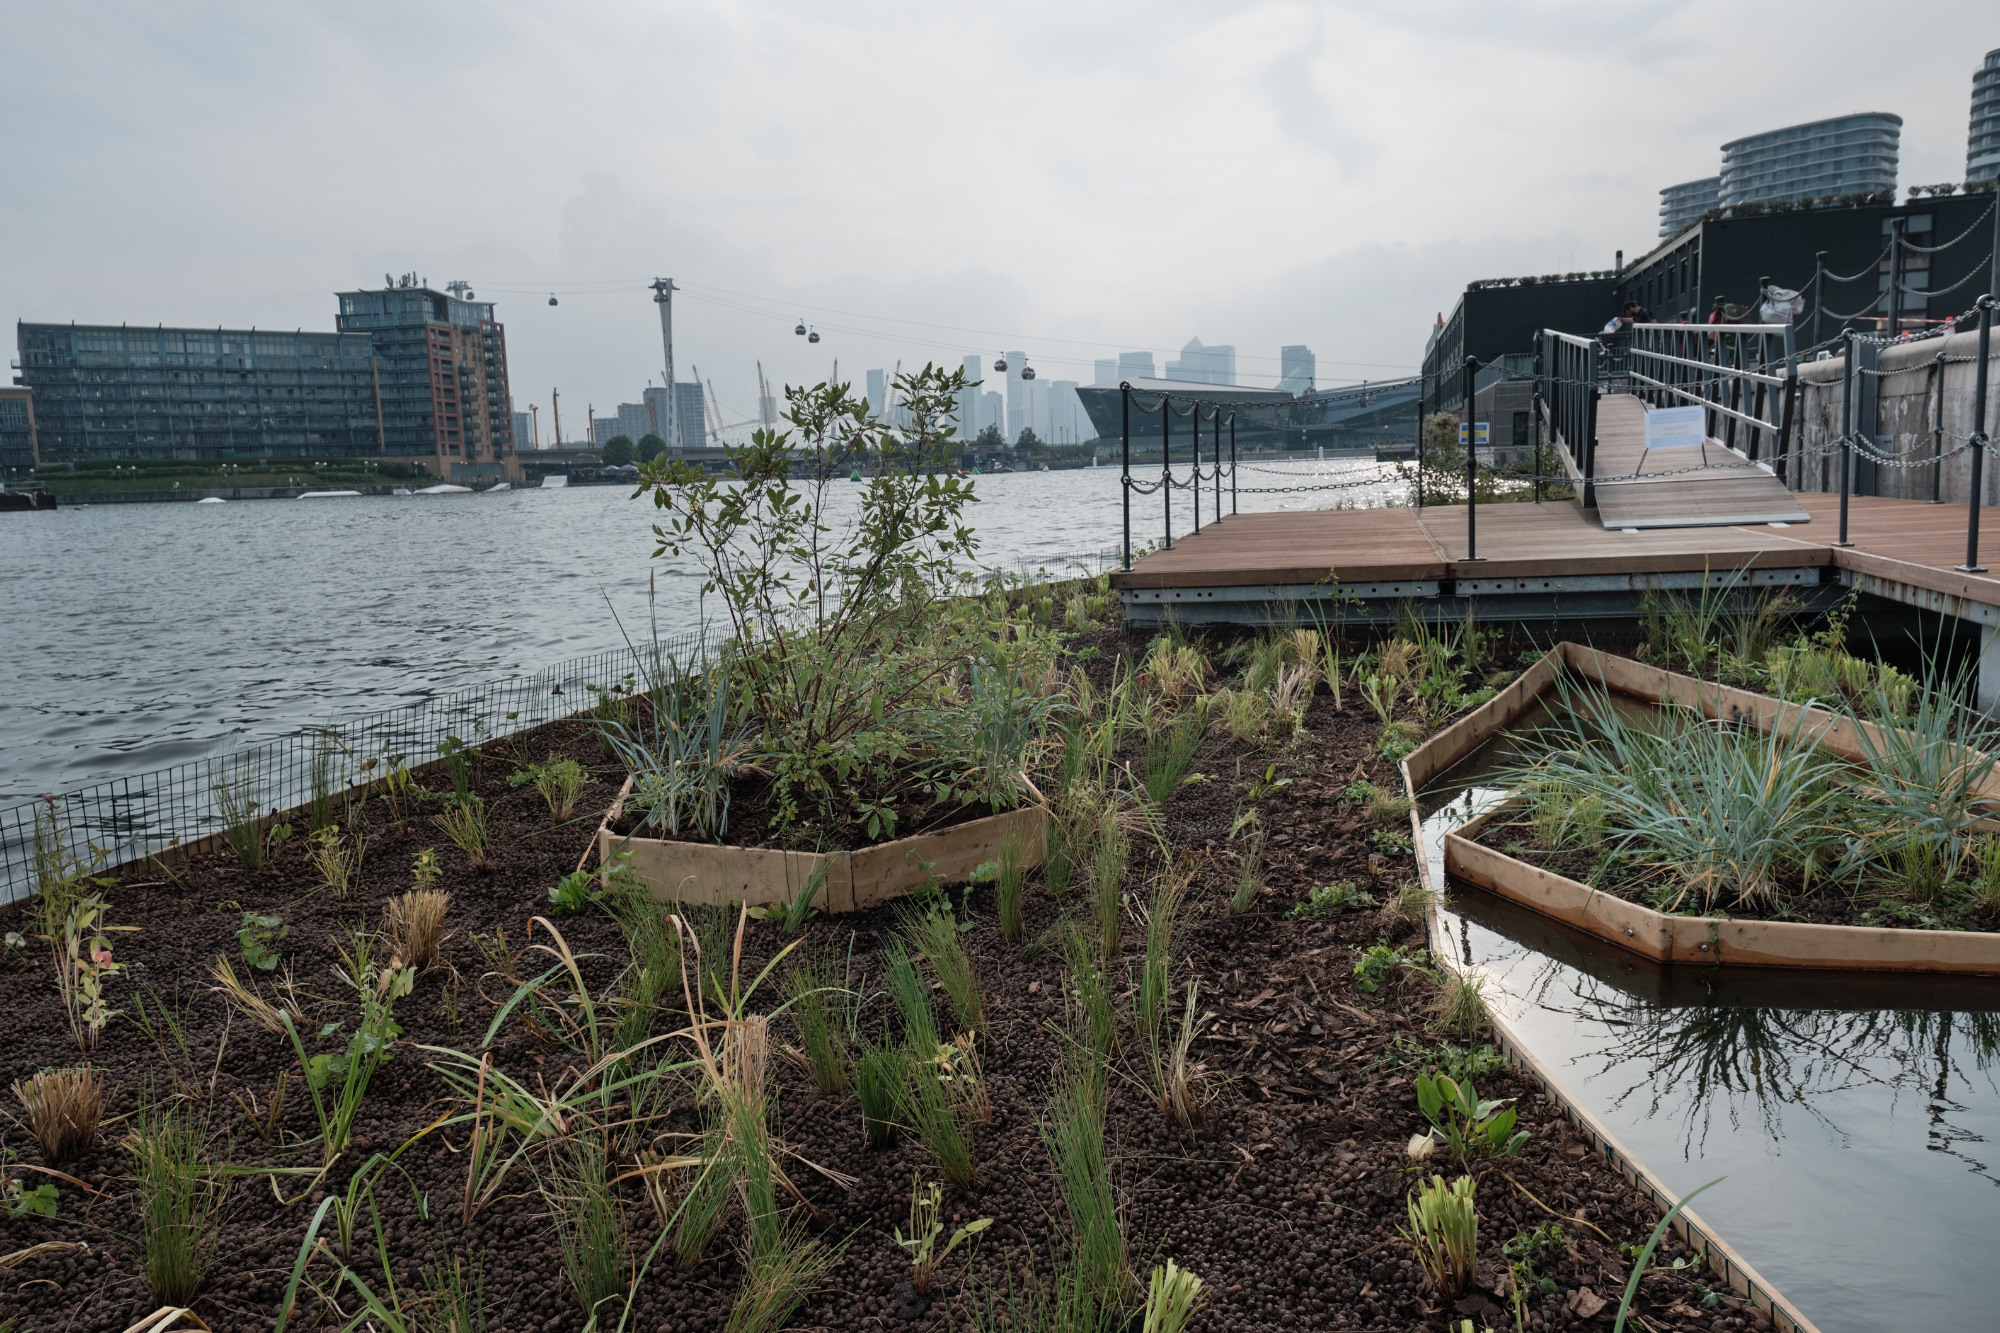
[1410,642,2000,975]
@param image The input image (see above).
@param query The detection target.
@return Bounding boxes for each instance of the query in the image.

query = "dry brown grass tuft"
[207,956,303,1036]
[383,889,452,973]
[13,1065,103,1163]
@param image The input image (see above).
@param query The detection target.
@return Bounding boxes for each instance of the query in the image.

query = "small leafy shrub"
[895,1174,993,1293]
[237,912,288,972]
[1377,720,1424,762]
[307,823,366,898]
[512,757,588,822]
[13,1066,102,1163]
[1371,827,1414,855]
[1354,943,1427,994]
[1416,1070,1527,1160]
[548,869,606,916]
[56,894,132,1051]
[1288,882,1373,919]
[1342,780,1381,805]
[1374,1033,1507,1084]
[1402,1174,1477,1298]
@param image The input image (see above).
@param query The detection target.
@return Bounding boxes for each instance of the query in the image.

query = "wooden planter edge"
[595,777,1049,914]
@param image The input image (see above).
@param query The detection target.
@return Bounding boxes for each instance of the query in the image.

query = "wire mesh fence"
[0,547,1126,905]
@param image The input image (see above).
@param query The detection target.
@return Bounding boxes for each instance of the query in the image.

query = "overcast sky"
[4,2,1994,433]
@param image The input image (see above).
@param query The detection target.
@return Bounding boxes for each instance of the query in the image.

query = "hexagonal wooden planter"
[1405,642,2000,976]
[595,779,1048,914]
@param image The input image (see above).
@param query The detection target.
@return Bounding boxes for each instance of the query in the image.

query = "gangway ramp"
[1584,394,1809,530]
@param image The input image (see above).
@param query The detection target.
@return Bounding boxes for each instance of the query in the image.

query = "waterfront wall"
[1793,328,2000,503]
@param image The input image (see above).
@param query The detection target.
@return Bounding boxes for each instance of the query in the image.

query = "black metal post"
[1934,353,1947,504]
[1776,369,1798,489]
[1120,383,1131,569]
[1463,356,1482,561]
[1836,333,1854,547]
[1960,296,1993,573]
[1161,394,1172,549]
[1531,341,1545,503]
[1811,251,1827,352]
[1213,409,1221,520]
[1415,390,1426,509]
[1886,218,1906,341]
[1229,417,1237,514]
[1191,404,1201,535]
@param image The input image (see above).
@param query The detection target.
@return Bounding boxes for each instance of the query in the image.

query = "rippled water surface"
[0,461,1400,800]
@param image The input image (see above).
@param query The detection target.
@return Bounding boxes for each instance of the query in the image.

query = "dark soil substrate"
[1484,817,2000,933]
[3,667,1761,1332]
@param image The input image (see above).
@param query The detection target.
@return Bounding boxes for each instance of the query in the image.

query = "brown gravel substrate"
[0,640,1760,1332]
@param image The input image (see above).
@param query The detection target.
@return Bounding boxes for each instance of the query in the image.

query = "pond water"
[0,460,1403,803]
[1419,753,2000,1333]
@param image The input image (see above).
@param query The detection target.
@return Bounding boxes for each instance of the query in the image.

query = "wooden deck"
[1587,395,1808,530]
[1112,491,2000,618]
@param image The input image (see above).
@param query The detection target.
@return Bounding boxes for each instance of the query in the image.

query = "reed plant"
[971,1255,1119,1333]
[12,1066,102,1163]
[726,1215,844,1333]
[782,946,853,1094]
[214,764,267,869]
[419,1256,488,1333]
[855,1035,907,1149]
[1430,969,1491,1042]
[881,940,940,1054]
[383,889,450,973]
[1140,704,1209,809]
[125,1098,228,1305]
[1090,805,1128,963]
[675,1120,732,1265]
[541,1136,629,1323]
[1042,1068,1131,1306]
[1057,921,1116,1064]
[1402,1174,1477,1298]
[1133,868,1187,1068]
[903,906,984,1036]
[995,829,1027,942]
[1231,828,1266,914]
[905,1046,977,1188]
[432,796,491,871]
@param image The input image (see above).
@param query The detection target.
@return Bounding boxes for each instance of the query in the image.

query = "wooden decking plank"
[1110,509,1446,588]
[1418,502,1822,578]
[1590,395,1808,529]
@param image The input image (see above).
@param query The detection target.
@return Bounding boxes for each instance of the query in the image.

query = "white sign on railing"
[1644,404,1707,450]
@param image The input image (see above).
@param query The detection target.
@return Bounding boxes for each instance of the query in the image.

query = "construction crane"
[691,364,727,445]
[756,362,777,430]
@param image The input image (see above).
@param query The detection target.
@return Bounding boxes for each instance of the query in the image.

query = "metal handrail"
[1626,322,1797,468]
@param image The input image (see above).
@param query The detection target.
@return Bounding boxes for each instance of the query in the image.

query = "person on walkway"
[1705,296,1728,325]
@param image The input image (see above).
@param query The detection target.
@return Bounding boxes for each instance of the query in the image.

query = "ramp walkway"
[1586,394,1809,530]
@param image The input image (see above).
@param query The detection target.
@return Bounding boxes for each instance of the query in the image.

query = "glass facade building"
[1658,177,1720,239]
[0,387,38,471]
[335,282,516,480]
[1971,49,2000,181]
[14,323,381,464]
[1718,113,1901,208]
